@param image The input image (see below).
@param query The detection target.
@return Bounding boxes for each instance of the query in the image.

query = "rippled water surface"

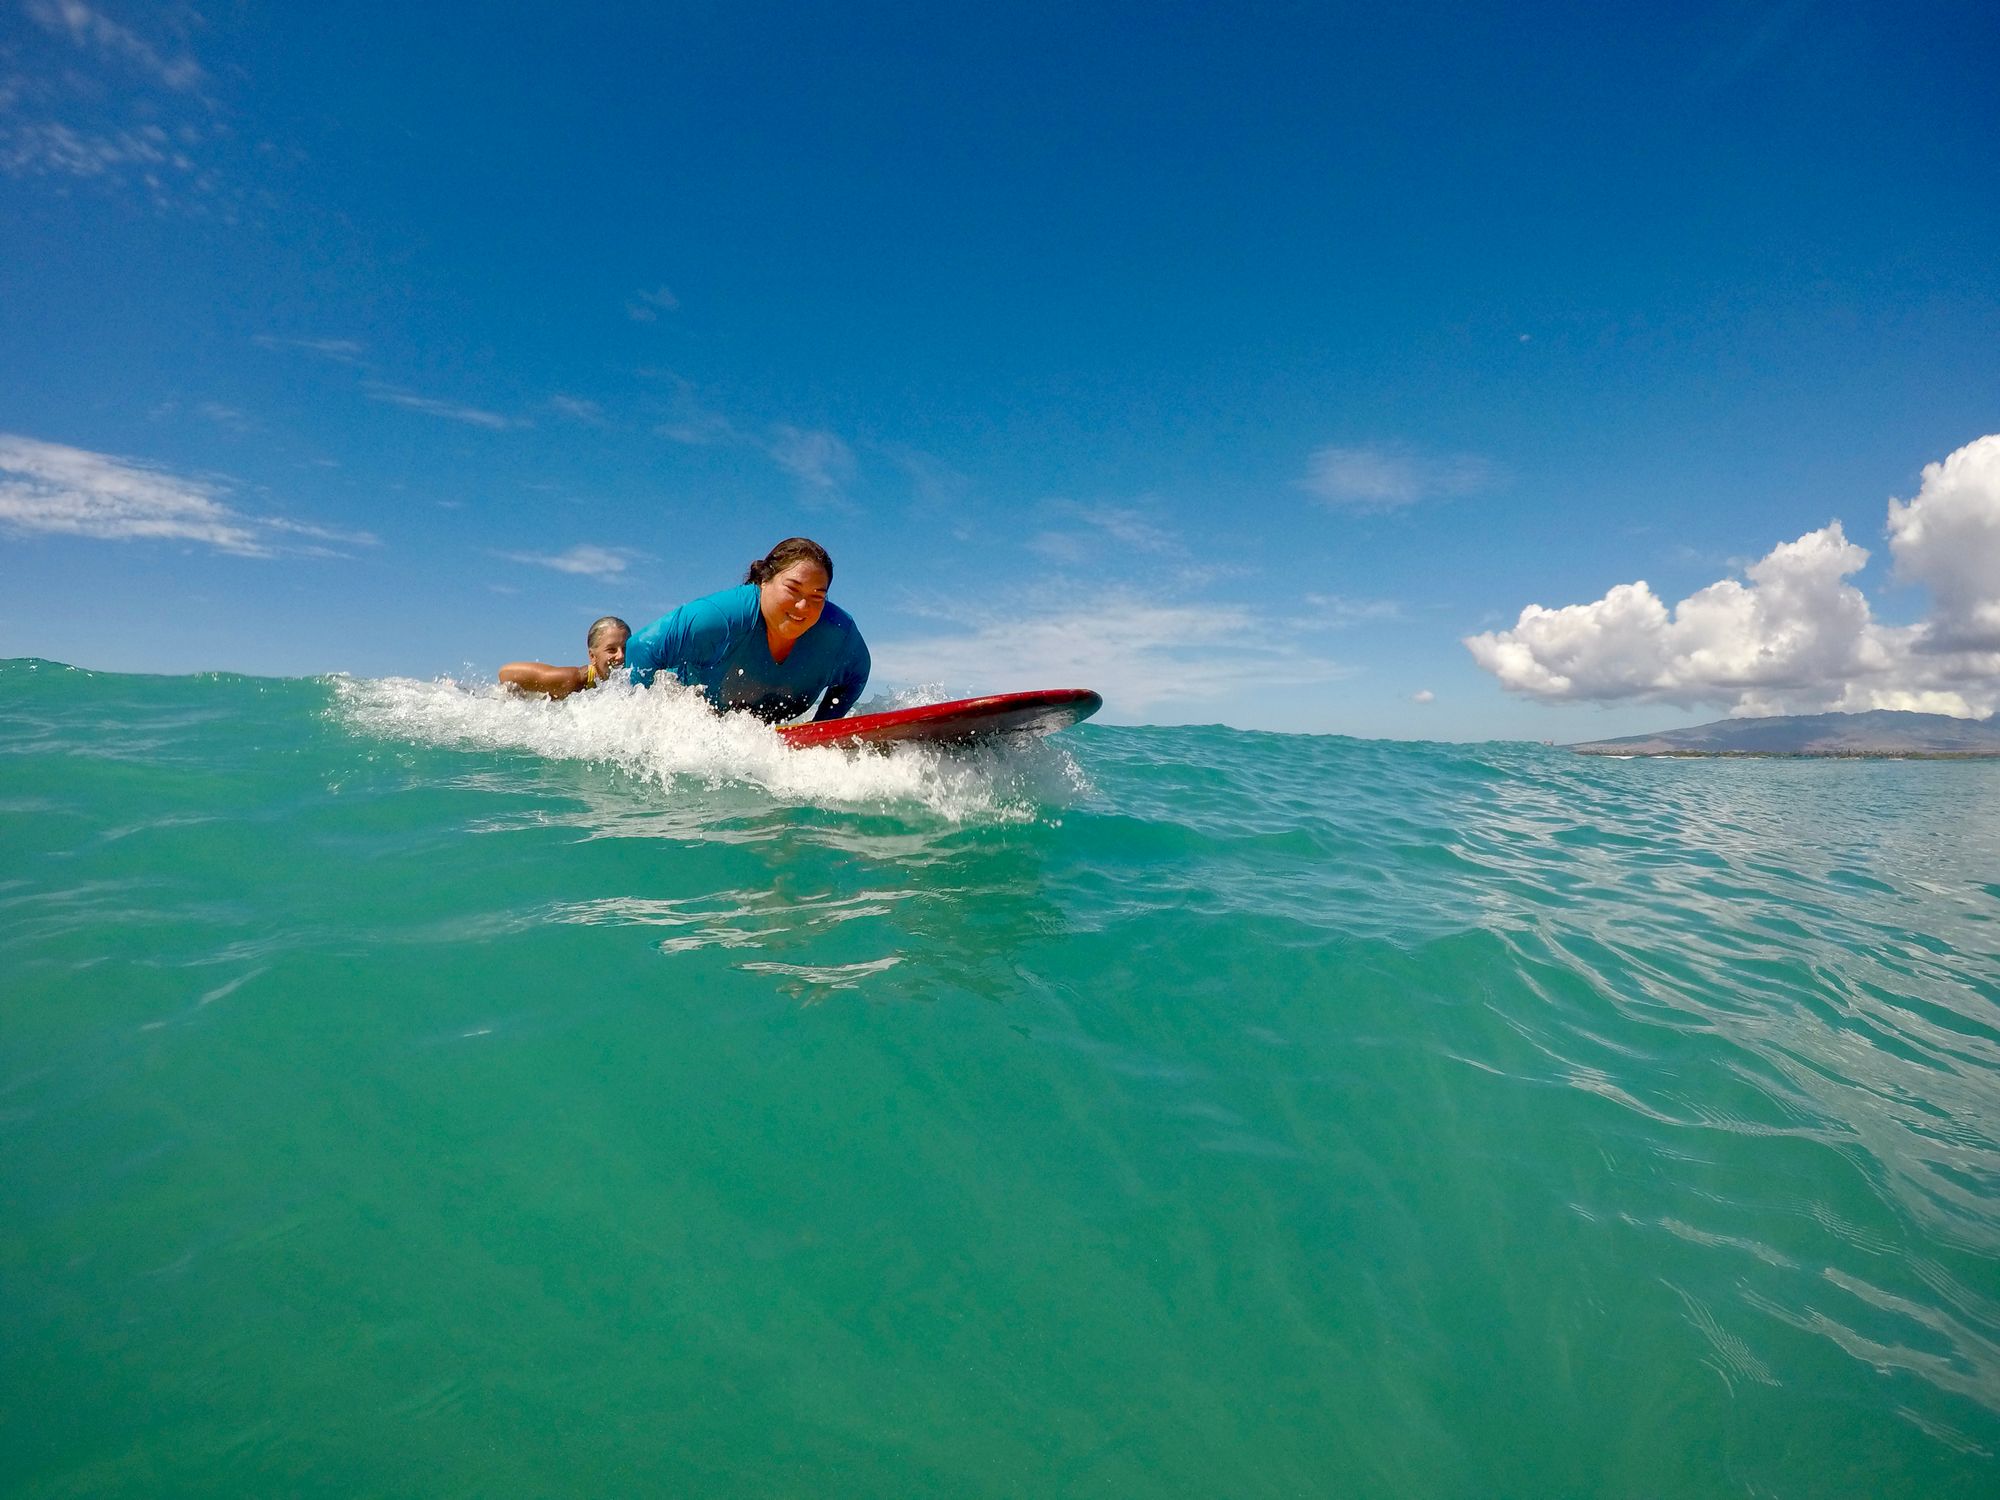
[4,659,1998,1496]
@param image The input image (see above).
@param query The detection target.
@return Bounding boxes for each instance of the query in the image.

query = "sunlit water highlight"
[3,658,1997,1496]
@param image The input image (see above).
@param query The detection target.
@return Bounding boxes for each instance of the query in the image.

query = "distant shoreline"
[1567,708,2000,759]
[1572,748,2000,760]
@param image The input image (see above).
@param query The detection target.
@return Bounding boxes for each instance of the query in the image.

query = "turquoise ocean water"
[4,657,1998,1497]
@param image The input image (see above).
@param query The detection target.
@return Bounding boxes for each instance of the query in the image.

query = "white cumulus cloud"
[1888,433,2000,652]
[0,433,375,557]
[1465,435,2000,719]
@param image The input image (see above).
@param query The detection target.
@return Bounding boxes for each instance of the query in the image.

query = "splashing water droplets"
[329,674,1084,822]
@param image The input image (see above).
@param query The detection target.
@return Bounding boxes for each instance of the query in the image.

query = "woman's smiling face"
[587,624,628,676]
[759,559,830,644]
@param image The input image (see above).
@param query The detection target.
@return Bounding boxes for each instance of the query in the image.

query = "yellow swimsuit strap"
[584,663,598,687]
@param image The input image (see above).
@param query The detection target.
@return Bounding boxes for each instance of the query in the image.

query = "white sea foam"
[328,673,1088,823]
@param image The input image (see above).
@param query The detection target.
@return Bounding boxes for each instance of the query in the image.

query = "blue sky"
[2,0,1996,737]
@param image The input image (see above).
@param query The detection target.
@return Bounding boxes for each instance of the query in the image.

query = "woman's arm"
[812,635,871,721]
[498,661,590,699]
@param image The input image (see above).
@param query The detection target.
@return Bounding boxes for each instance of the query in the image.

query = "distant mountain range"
[1569,710,2000,758]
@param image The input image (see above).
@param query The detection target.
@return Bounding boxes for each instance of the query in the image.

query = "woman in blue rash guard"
[623,537,870,723]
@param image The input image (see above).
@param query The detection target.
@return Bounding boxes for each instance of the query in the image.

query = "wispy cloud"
[365,384,517,431]
[548,394,608,425]
[626,285,681,322]
[883,445,974,531]
[494,544,637,581]
[257,515,380,549]
[254,335,367,365]
[1029,499,1181,563]
[26,1,205,92]
[878,589,1354,714]
[195,402,254,433]
[768,425,856,498]
[3,4,227,212]
[0,119,201,182]
[1693,0,1822,92]
[256,340,527,434]
[1303,593,1408,625]
[651,376,738,445]
[0,432,376,557]
[1301,443,1495,510]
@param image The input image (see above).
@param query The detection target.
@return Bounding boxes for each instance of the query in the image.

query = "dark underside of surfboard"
[778,689,1103,750]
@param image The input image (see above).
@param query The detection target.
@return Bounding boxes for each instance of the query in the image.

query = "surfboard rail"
[778,688,1103,749]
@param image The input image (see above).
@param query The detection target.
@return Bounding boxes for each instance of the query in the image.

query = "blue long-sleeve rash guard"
[625,584,870,722]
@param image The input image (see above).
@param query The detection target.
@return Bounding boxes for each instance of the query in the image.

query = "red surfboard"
[778,689,1103,750]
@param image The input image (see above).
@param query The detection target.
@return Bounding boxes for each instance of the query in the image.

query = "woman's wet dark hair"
[745,537,834,587]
